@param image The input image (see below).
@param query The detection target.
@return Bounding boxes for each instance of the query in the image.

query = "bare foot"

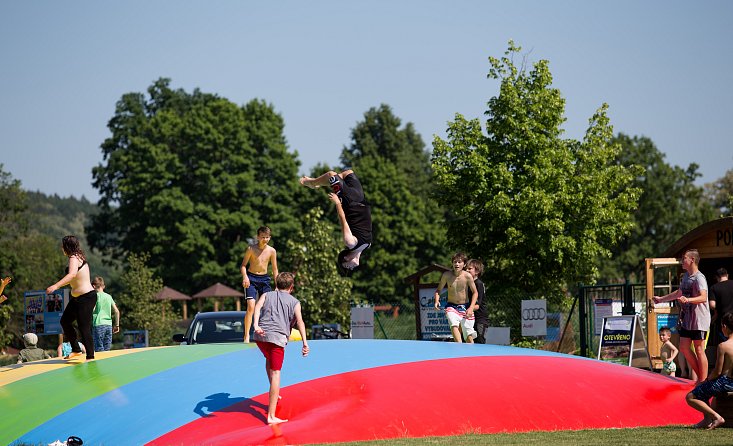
[243,337,250,343]
[299,176,316,189]
[0,295,7,304]
[64,352,84,360]
[692,418,711,428]
[267,416,288,425]
[707,418,725,430]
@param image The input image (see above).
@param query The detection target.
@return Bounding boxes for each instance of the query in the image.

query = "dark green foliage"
[0,166,63,350]
[89,78,301,295]
[432,42,642,298]
[599,134,717,282]
[117,252,173,347]
[335,105,446,304]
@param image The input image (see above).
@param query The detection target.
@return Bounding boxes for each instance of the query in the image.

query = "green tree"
[600,134,717,282]
[333,105,445,304]
[286,208,352,329]
[431,42,642,297]
[117,252,172,346]
[89,79,301,295]
[0,165,63,351]
[706,168,733,217]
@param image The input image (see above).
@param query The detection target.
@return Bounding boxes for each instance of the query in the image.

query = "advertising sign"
[598,316,634,365]
[123,330,149,348]
[350,304,374,339]
[418,286,452,340]
[594,298,614,335]
[521,299,547,337]
[23,289,67,335]
[656,313,679,335]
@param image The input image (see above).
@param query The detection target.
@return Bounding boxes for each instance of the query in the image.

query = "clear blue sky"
[2,1,731,201]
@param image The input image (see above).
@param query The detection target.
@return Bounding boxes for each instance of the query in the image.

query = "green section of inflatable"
[0,344,248,445]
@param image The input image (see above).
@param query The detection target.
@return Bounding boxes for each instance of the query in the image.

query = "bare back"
[68,255,93,296]
[719,339,733,378]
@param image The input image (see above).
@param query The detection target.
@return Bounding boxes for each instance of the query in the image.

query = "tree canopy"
[599,134,717,281]
[89,79,301,294]
[335,105,446,303]
[431,42,642,296]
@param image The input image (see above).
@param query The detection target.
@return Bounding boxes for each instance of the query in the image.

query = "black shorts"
[679,328,707,341]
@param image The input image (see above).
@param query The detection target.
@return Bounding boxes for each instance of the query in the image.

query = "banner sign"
[350,304,374,339]
[418,287,452,340]
[594,298,614,335]
[23,289,67,335]
[521,299,547,337]
[656,313,679,335]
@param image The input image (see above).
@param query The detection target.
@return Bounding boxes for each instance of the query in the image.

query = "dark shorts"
[256,341,285,371]
[691,374,733,401]
[679,328,707,341]
[245,273,272,299]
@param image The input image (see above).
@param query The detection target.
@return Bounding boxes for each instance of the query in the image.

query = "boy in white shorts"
[434,252,478,343]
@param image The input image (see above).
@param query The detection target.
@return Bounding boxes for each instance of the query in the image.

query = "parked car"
[173,311,247,345]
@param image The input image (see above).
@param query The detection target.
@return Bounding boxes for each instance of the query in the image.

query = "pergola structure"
[155,286,192,320]
[192,282,245,312]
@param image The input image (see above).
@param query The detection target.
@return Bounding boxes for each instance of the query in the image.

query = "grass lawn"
[309,426,732,446]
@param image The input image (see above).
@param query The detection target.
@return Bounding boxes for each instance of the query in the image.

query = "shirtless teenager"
[434,252,479,343]
[241,226,279,343]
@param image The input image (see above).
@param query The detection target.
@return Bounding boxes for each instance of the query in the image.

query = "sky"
[1,1,731,202]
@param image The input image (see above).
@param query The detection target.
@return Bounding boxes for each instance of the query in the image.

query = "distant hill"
[25,191,121,287]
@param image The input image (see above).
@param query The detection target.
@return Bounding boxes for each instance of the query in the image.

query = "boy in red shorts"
[252,272,310,425]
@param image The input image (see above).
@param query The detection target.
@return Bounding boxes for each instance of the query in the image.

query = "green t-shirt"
[93,291,116,326]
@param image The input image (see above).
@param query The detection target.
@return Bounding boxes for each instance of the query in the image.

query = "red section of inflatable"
[149,356,698,445]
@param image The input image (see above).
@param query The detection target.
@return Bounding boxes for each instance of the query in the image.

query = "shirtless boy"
[434,252,479,343]
[241,226,279,343]
[659,326,679,376]
[686,312,733,429]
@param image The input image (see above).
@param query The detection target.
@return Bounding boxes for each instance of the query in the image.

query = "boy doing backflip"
[241,226,279,343]
[686,312,733,429]
[300,169,372,277]
[435,252,479,343]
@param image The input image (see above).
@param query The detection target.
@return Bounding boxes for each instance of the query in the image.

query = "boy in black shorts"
[300,169,372,276]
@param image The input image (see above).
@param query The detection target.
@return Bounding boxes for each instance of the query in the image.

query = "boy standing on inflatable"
[300,169,372,277]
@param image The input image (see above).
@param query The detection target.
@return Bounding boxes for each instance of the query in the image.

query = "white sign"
[350,305,374,339]
[419,287,452,340]
[485,327,511,345]
[521,299,547,337]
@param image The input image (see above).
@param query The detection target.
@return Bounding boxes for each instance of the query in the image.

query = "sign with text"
[418,286,452,340]
[598,315,651,369]
[350,305,374,339]
[521,299,547,337]
[23,289,67,335]
[594,298,614,335]
[656,313,679,335]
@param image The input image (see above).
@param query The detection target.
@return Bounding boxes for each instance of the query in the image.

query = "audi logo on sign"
[522,308,546,321]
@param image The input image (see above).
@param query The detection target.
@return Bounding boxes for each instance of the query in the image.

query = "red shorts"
[256,341,285,371]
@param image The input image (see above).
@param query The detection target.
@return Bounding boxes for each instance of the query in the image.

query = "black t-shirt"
[331,173,372,244]
[474,278,489,324]
[709,279,733,345]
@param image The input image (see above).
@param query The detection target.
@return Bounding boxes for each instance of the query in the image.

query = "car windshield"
[191,317,244,343]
